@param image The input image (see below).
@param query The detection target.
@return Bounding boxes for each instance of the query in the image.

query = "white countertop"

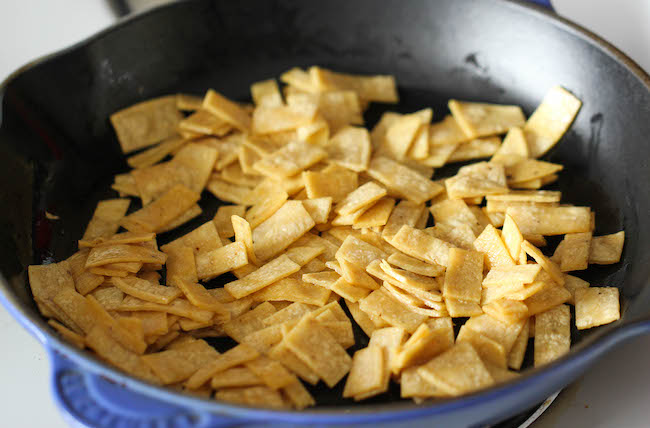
[0,1,648,427]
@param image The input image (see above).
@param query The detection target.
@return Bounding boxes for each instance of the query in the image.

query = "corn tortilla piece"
[128,311,168,337]
[263,303,315,327]
[48,319,85,349]
[112,276,181,305]
[430,199,482,235]
[303,164,358,203]
[220,162,263,188]
[202,89,251,131]
[392,323,454,374]
[90,287,124,311]
[369,326,408,374]
[244,190,288,229]
[464,314,526,354]
[335,182,387,216]
[268,341,320,385]
[310,67,398,103]
[110,95,182,153]
[521,240,564,286]
[506,205,592,237]
[367,157,443,204]
[418,342,494,396]
[401,366,448,399]
[251,78,283,108]
[327,277,370,303]
[206,177,251,205]
[148,331,180,352]
[284,245,325,267]
[120,185,200,233]
[284,317,352,388]
[119,296,213,323]
[486,190,561,203]
[473,224,516,270]
[588,231,625,264]
[482,298,529,324]
[186,344,260,389]
[225,255,301,299]
[215,386,289,409]
[195,241,248,281]
[381,201,425,243]
[253,141,326,179]
[446,173,508,200]
[336,235,387,270]
[524,86,582,158]
[445,298,483,317]
[346,300,381,337]
[534,304,570,367]
[507,318,530,370]
[443,248,483,303]
[390,225,454,267]
[490,127,528,166]
[551,232,592,272]
[142,341,218,384]
[85,244,166,268]
[563,274,590,305]
[506,159,563,185]
[326,126,371,172]
[359,288,428,333]
[482,264,542,287]
[282,378,316,410]
[383,111,429,160]
[286,89,364,132]
[176,93,203,111]
[253,201,315,262]
[214,205,247,239]
[178,109,231,136]
[343,346,387,400]
[408,123,430,160]
[456,325,507,368]
[252,278,331,306]
[501,214,526,264]
[172,278,228,319]
[222,302,277,343]
[302,197,332,225]
[296,115,329,145]
[353,197,395,229]
[575,287,620,330]
[211,367,262,389]
[428,114,470,146]
[302,271,340,288]
[157,204,202,234]
[524,282,571,317]
[85,325,159,383]
[231,215,258,266]
[82,199,131,240]
[337,258,380,290]
[244,355,295,390]
[112,173,139,197]
[252,102,318,134]
[79,232,156,248]
[448,100,525,139]
[65,251,105,295]
[420,142,459,167]
[447,137,501,163]
[386,252,444,277]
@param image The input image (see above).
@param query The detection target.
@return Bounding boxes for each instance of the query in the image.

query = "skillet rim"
[0,0,649,420]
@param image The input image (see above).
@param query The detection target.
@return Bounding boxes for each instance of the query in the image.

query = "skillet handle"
[48,349,246,428]
[521,0,554,10]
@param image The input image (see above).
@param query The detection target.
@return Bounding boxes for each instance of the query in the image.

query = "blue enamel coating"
[2,0,650,426]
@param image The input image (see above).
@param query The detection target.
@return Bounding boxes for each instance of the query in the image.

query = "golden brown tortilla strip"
[83,199,131,240]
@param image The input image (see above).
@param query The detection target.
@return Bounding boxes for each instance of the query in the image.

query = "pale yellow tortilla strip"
[202,89,251,131]
[448,100,525,139]
[367,156,443,204]
[534,304,571,367]
[252,201,316,261]
[575,287,620,329]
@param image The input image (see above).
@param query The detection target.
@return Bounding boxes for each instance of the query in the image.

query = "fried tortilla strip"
[225,255,301,299]
[490,127,528,166]
[335,182,387,215]
[534,304,571,366]
[253,201,316,261]
[120,185,200,233]
[521,240,565,286]
[447,137,501,163]
[381,201,426,242]
[178,109,231,136]
[252,103,318,134]
[112,276,181,305]
[310,66,398,103]
[473,224,516,270]
[359,288,428,333]
[524,86,582,158]
[386,252,444,277]
[551,232,592,272]
[303,164,358,203]
[392,322,454,374]
[186,344,260,389]
[251,278,331,306]
[213,205,247,239]
[110,95,182,153]
[367,157,443,204]
[327,126,371,172]
[456,325,507,368]
[85,244,166,268]
[232,215,258,265]
[448,100,525,139]
[418,342,494,396]
[203,89,251,131]
[343,346,387,400]
[254,141,326,179]
[482,264,542,287]
[284,317,352,388]
[588,231,625,265]
[251,78,283,108]
[336,235,387,270]
[195,241,249,281]
[82,199,131,240]
[390,225,454,267]
[443,248,484,303]
[215,386,289,409]
[575,287,620,329]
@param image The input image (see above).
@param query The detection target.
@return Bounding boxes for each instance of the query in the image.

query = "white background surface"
[0,1,648,427]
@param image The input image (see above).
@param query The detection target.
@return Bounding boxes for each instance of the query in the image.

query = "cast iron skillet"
[0,0,649,426]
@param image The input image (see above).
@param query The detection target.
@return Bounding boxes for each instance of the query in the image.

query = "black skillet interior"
[0,0,649,408]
